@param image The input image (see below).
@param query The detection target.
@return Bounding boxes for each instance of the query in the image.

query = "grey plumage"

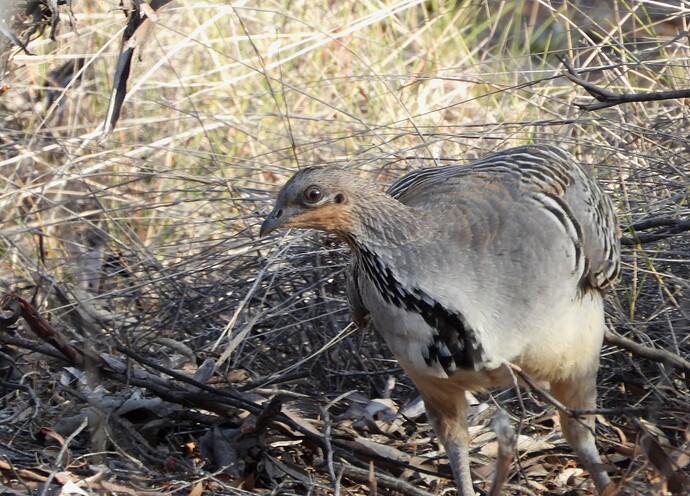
[260,144,621,495]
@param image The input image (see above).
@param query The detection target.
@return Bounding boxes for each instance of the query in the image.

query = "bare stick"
[314,458,434,496]
[560,58,690,111]
[605,329,690,374]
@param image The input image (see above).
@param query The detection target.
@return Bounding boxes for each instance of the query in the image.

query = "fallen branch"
[0,294,100,368]
[0,292,453,486]
[314,458,435,496]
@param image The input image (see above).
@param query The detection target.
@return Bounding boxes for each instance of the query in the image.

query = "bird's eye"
[304,186,323,204]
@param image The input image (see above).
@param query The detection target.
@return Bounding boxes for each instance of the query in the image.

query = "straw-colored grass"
[0,1,688,494]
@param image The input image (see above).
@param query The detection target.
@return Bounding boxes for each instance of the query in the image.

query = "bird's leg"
[446,439,475,496]
[422,390,476,496]
[551,374,612,494]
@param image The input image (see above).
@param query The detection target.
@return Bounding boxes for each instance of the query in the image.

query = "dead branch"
[605,329,690,374]
[509,365,674,420]
[0,294,100,368]
[561,58,690,111]
[314,458,435,496]
[622,218,690,246]
[0,292,456,486]
[0,331,67,363]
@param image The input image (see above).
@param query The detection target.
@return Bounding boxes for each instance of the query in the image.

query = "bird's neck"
[340,192,427,255]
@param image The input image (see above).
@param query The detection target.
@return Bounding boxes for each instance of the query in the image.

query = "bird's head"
[260,166,367,237]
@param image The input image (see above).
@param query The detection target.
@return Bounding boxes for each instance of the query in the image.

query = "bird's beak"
[260,203,288,237]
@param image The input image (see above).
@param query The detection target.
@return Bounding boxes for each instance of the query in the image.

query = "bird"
[260,144,620,495]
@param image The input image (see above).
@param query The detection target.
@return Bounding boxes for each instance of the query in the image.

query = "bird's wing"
[347,258,370,329]
[563,163,621,289]
[387,145,620,291]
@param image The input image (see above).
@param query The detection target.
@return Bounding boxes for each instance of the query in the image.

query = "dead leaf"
[635,417,676,485]
[40,427,66,447]
[100,0,173,141]
[226,368,249,384]
[480,435,555,457]
[59,480,89,496]
[265,455,312,485]
[557,467,584,485]
[188,481,204,496]
[198,425,243,476]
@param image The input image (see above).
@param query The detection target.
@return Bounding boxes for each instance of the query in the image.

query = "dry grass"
[0,1,688,494]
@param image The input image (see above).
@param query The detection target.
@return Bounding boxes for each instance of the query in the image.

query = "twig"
[631,217,690,231]
[320,405,340,495]
[509,364,570,416]
[502,484,538,496]
[621,218,690,246]
[570,406,674,417]
[368,462,377,496]
[0,332,73,363]
[511,363,686,419]
[605,329,690,374]
[504,363,528,489]
[509,364,677,417]
[314,458,434,496]
[40,416,89,496]
[240,370,311,391]
[0,294,101,368]
[0,379,39,423]
[0,292,453,484]
[560,58,690,111]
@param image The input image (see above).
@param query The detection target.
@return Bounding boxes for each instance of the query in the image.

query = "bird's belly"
[367,288,605,389]
[512,289,606,381]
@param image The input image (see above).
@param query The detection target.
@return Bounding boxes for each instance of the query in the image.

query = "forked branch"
[561,58,690,111]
